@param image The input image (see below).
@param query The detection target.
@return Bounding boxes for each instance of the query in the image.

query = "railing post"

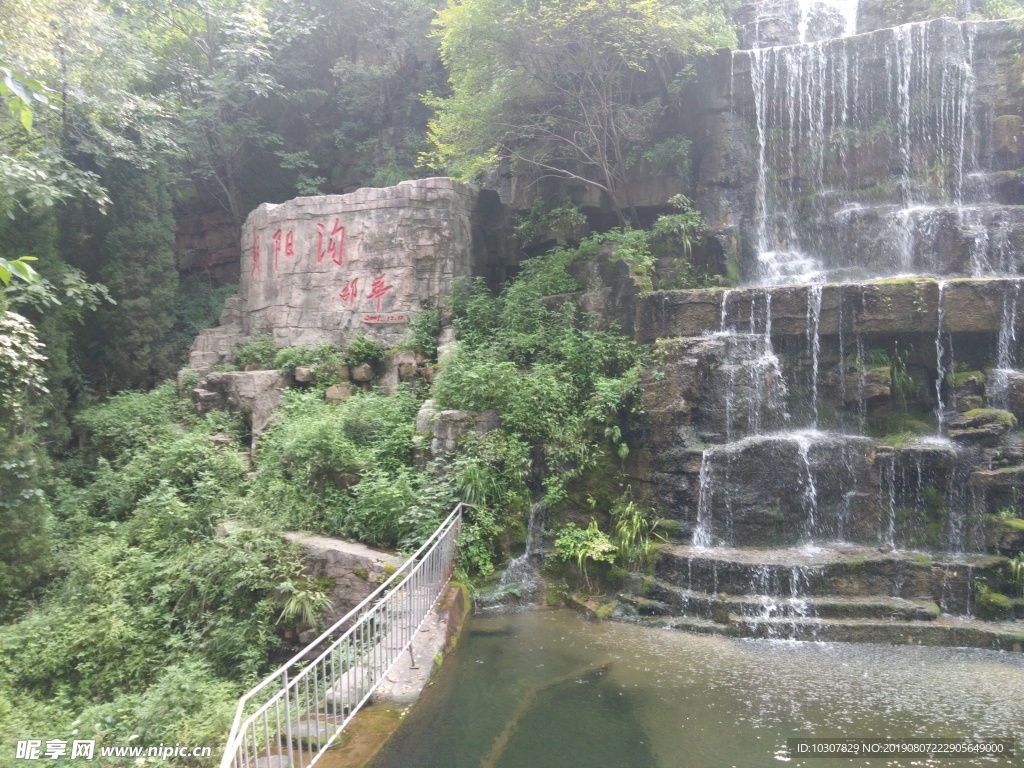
[283,670,295,768]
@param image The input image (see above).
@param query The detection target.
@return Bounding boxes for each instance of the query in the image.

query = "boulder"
[325,384,353,404]
[414,399,501,466]
[393,350,419,380]
[294,365,315,383]
[192,370,286,442]
[351,363,374,382]
[947,408,1017,445]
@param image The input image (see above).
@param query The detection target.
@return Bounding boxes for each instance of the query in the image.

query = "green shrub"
[274,343,346,386]
[346,334,388,365]
[554,519,617,590]
[404,306,442,359]
[234,333,277,369]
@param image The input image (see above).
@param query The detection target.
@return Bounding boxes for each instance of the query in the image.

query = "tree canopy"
[423,0,735,222]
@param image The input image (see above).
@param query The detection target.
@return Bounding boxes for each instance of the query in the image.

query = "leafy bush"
[75,382,192,463]
[249,389,440,546]
[274,342,346,386]
[554,519,617,590]
[345,334,388,365]
[437,242,643,508]
[404,306,442,359]
[234,333,277,369]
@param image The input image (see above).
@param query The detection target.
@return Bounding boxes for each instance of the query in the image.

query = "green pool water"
[367,608,1023,768]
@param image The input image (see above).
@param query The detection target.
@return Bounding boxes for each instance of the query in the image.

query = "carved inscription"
[248,218,407,324]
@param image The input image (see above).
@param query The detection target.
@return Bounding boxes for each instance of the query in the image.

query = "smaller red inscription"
[250,234,261,276]
[363,313,410,324]
[339,277,359,308]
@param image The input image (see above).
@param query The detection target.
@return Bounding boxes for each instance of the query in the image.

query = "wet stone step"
[630,615,726,636]
[726,616,1024,651]
[654,545,997,602]
[639,578,940,623]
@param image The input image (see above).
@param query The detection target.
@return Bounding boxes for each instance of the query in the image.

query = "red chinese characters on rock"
[366,273,394,313]
[338,277,359,309]
[317,218,345,267]
[250,234,261,276]
[271,228,295,271]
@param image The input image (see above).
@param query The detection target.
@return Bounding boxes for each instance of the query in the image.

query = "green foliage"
[0,255,39,286]
[451,433,531,576]
[865,343,918,411]
[437,239,643,508]
[514,198,587,246]
[275,342,346,387]
[0,424,53,618]
[973,581,1014,620]
[346,334,388,365]
[404,306,442,360]
[610,489,663,568]
[274,575,334,631]
[554,519,617,590]
[7,262,113,316]
[248,389,451,549]
[168,278,237,360]
[632,137,692,179]
[234,333,278,370]
[425,0,734,221]
[1011,553,1024,599]
[0,310,48,416]
[0,59,49,133]
[89,160,179,391]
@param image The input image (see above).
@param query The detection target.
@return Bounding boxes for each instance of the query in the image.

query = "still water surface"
[368,608,1024,768]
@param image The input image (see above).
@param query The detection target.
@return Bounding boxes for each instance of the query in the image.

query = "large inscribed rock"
[187,178,506,374]
[240,178,495,349]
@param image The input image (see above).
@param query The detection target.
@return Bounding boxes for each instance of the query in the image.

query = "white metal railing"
[220,504,464,768]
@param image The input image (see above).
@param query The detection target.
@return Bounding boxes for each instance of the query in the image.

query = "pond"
[367,608,1023,768]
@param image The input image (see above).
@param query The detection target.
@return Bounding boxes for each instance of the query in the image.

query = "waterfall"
[989,279,1021,409]
[795,432,819,541]
[498,502,547,590]
[934,280,947,432]
[806,285,823,426]
[692,453,715,548]
[736,16,991,282]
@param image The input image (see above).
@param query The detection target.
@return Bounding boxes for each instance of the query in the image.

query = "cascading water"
[733,12,1023,283]
[673,0,1023,641]
[989,279,1021,409]
[935,279,948,432]
[490,502,548,606]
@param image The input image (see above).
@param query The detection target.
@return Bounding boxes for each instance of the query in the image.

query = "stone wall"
[238,178,506,350]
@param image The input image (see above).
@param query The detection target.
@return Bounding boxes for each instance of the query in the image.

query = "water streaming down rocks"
[483,503,548,609]
[623,0,1024,645]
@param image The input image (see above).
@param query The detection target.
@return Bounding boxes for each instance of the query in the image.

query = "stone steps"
[725,615,1024,650]
[638,578,940,623]
[626,545,1024,649]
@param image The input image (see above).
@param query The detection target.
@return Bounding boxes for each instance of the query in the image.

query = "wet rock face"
[237,179,505,350]
[695,433,875,547]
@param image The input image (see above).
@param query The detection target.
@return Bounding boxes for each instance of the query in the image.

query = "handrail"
[220,503,465,768]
